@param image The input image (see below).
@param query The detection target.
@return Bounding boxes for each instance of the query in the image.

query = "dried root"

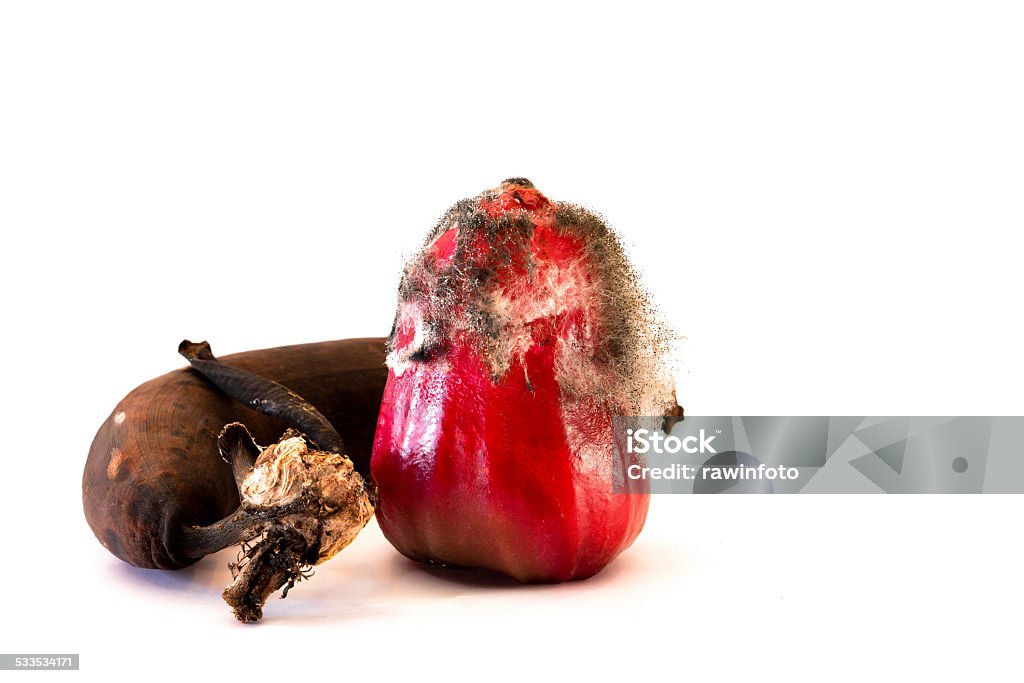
[176,341,376,622]
[188,424,374,622]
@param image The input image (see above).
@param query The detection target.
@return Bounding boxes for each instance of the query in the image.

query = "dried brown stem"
[178,420,373,622]
[168,338,377,623]
[179,339,347,456]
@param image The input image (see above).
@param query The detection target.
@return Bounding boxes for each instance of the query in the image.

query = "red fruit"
[371,179,675,582]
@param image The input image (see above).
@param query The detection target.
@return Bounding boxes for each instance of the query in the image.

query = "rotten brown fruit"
[82,338,387,621]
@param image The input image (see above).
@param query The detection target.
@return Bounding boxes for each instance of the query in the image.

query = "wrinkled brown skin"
[83,338,387,570]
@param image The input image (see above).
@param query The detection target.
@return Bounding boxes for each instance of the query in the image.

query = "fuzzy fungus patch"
[387,179,676,418]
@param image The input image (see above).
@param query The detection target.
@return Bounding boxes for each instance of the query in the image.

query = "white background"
[2,1,1022,680]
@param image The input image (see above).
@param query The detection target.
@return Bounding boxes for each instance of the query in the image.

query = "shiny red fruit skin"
[371,181,650,583]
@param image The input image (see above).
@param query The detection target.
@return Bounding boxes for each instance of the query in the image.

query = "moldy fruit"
[371,179,677,582]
